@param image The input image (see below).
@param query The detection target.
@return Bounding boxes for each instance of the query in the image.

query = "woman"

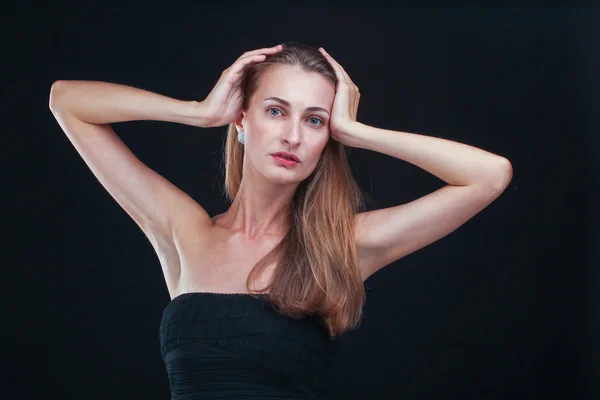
[49,41,512,399]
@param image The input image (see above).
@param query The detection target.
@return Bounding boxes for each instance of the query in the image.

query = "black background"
[10,4,599,399]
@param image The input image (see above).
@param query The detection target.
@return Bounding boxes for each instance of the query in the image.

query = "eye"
[308,116,324,126]
[267,108,282,117]
[266,107,324,127]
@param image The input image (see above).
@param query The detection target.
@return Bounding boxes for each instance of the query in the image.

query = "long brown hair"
[221,42,371,339]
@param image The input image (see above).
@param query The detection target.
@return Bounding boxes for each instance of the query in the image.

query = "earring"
[237,129,245,145]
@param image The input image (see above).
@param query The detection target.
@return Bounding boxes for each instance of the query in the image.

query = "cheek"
[308,138,329,162]
[317,133,330,152]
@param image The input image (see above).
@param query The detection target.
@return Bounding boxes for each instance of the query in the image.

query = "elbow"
[490,157,513,194]
[498,157,513,182]
[49,80,68,112]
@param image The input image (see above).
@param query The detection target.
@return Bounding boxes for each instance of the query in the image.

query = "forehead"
[254,64,335,109]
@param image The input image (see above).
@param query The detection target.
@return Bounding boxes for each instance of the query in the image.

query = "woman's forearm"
[48,80,206,127]
[346,121,512,188]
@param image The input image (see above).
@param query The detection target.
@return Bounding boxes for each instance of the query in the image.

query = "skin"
[213,64,336,241]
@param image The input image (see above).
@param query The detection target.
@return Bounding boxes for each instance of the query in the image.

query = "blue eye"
[267,108,324,127]
[309,117,323,126]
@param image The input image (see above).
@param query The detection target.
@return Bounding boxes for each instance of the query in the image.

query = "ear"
[234,111,246,132]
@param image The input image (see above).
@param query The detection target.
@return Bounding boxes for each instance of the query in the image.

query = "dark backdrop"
[10,4,599,400]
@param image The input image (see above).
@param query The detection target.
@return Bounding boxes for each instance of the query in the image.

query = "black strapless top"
[159,292,339,399]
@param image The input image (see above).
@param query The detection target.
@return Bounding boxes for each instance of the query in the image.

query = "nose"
[282,121,302,146]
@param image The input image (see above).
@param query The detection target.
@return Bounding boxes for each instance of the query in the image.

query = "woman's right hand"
[195,44,283,128]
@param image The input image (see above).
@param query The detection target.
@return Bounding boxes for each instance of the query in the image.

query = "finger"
[320,48,360,119]
[230,54,268,74]
[331,54,353,86]
[320,48,354,86]
[228,44,282,74]
[319,48,349,84]
[236,44,283,61]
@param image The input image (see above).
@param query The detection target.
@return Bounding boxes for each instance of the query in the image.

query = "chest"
[176,226,281,294]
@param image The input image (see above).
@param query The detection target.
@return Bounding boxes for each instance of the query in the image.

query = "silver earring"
[237,129,245,145]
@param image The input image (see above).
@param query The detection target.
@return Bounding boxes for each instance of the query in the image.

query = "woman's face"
[237,64,336,184]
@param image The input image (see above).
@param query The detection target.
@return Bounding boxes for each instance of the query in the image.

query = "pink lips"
[272,155,299,166]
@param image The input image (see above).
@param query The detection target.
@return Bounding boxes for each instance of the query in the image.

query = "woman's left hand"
[319,47,361,146]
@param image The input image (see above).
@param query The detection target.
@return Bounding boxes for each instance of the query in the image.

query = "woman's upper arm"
[52,110,211,246]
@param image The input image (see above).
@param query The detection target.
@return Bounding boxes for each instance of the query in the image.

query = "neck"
[220,178,297,241]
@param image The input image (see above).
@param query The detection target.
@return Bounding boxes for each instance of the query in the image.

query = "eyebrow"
[263,97,329,116]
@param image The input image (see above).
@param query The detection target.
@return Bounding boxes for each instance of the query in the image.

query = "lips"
[272,152,300,162]
[272,154,299,166]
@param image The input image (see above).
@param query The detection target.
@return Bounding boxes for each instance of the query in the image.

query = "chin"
[265,168,307,185]
[270,174,302,185]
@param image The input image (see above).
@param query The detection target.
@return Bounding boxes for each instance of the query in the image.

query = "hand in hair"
[196,44,284,128]
[319,47,361,146]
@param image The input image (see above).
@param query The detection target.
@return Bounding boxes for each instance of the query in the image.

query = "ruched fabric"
[159,292,339,399]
